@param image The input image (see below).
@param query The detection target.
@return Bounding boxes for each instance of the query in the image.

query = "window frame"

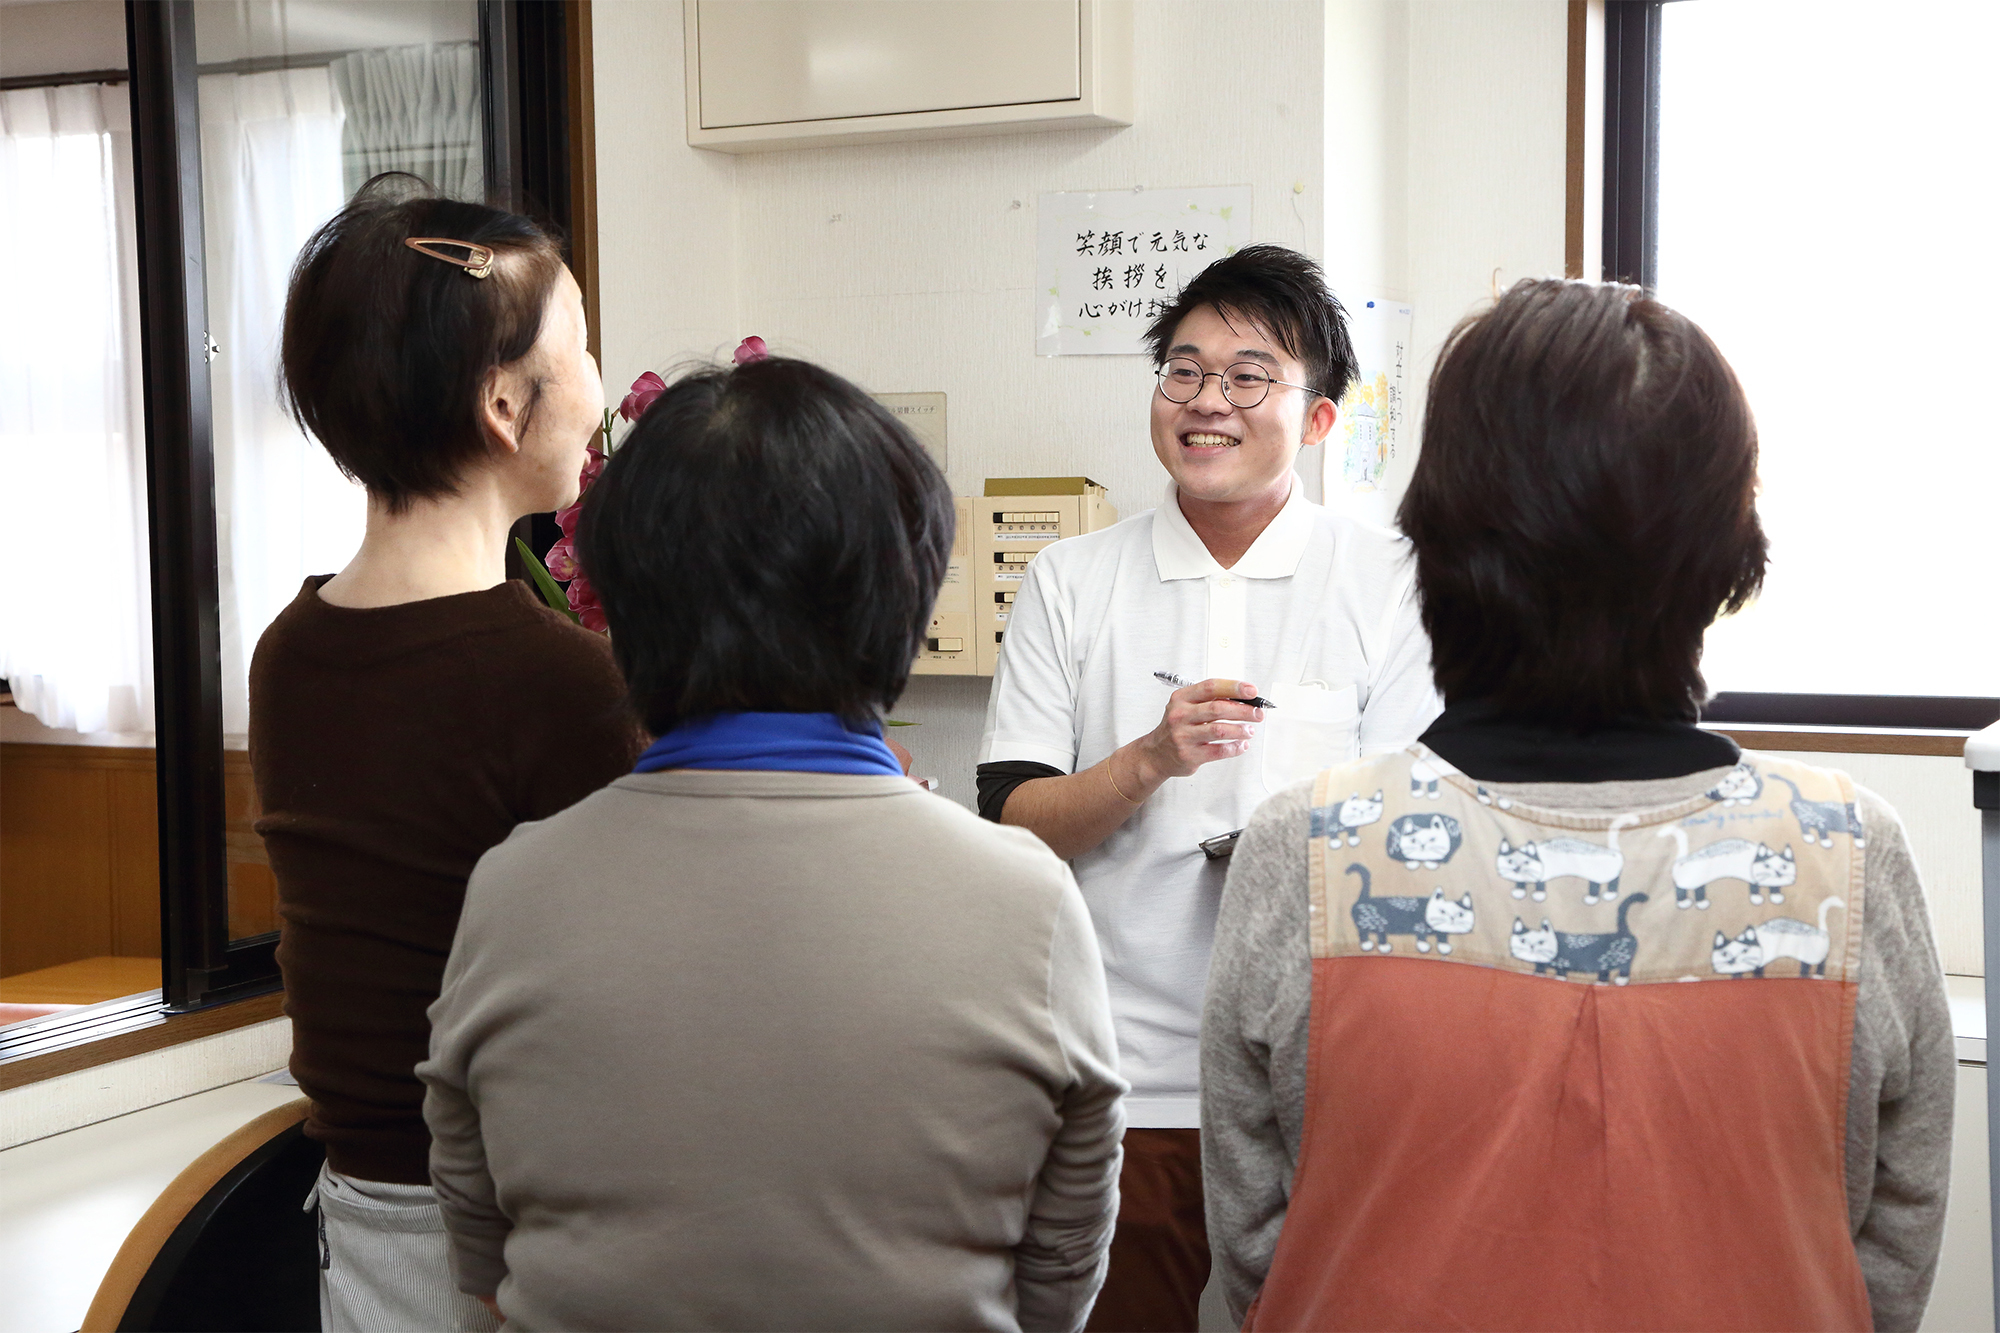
[1,0,596,1081]
[1597,0,1999,738]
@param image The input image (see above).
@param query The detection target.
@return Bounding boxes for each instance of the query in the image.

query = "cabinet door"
[695,0,1081,128]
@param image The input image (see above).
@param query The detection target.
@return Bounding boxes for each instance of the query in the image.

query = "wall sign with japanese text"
[1035,186,1254,356]
[1326,298,1414,528]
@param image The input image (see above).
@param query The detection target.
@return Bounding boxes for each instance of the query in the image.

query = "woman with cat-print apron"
[1202,280,1953,1332]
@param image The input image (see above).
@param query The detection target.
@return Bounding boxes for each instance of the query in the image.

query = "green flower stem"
[514,536,580,623]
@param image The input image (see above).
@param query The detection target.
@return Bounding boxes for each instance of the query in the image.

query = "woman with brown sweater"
[249,176,638,1332]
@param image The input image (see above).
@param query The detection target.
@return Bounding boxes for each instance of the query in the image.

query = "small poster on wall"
[1036,186,1254,356]
[872,392,947,473]
[1327,297,1414,527]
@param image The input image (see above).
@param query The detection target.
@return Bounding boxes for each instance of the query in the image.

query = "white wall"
[598,0,1329,510]
[1920,1061,1992,1332]
[0,1,127,80]
[592,3,742,398]
[1762,749,1985,978]
[0,1,477,81]
[1322,0,1408,301]
[1399,1,1569,497]
[592,0,1572,810]
[1321,0,1572,504]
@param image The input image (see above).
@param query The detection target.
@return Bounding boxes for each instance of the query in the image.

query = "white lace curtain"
[0,84,153,737]
[2,53,480,741]
[330,41,483,201]
[200,66,366,742]
[0,68,369,743]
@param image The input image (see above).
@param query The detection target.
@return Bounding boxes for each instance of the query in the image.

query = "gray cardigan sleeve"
[1014,878,1129,1333]
[418,904,511,1298]
[1200,779,1317,1327]
[1845,786,1956,1331]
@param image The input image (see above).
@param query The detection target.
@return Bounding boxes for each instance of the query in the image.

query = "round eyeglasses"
[1155,357,1324,409]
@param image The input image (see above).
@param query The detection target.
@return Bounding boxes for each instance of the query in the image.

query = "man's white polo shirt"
[979,478,1441,1126]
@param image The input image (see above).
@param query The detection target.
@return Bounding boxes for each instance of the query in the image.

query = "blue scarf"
[632,711,904,777]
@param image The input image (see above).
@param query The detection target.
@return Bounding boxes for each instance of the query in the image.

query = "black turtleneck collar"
[1417,698,1740,784]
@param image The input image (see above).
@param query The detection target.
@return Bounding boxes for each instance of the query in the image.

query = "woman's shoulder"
[505,596,618,655]
[465,778,1080,955]
[473,583,624,685]
[256,578,605,669]
[465,588,640,774]
[896,785,1076,878]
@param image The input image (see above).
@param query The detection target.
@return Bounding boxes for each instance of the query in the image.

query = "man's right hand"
[1132,679,1266,783]
[999,679,1264,861]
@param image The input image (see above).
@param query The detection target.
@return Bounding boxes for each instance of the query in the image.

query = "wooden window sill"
[1706,725,1974,758]
[0,989,284,1092]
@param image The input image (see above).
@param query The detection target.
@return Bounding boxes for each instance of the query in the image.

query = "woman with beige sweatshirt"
[419,354,1127,1332]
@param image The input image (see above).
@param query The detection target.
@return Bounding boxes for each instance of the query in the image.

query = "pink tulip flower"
[567,574,608,633]
[545,536,579,582]
[619,371,667,422]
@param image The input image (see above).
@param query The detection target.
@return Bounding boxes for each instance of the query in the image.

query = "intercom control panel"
[912,479,1116,678]
[911,497,976,674]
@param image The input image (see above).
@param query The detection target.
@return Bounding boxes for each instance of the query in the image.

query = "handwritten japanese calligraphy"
[1037,186,1254,355]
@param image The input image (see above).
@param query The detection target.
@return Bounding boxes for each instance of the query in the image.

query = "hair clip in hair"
[404,236,495,279]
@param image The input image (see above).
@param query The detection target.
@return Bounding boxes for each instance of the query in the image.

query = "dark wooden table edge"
[0,990,286,1092]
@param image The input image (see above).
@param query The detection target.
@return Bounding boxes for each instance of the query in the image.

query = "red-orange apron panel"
[1249,955,1870,1332]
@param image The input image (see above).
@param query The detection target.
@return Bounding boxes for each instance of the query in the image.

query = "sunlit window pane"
[1657,0,2000,698]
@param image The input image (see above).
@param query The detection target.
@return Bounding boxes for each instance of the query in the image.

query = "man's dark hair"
[576,357,955,735]
[1399,278,1767,728]
[280,173,565,511]
[1143,243,1359,404]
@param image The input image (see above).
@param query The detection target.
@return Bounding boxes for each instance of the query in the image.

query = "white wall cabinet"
[684,0,1131,153]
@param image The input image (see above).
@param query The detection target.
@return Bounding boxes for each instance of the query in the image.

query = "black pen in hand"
[1153,671,1277,711]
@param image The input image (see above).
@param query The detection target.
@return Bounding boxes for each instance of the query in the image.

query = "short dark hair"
[576,357,955,735]
[1398,278,1767,727]
[280,173,565,511]
[1143,243,1359,403]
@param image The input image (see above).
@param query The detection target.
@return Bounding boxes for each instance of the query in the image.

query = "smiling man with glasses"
[977,244,1443,1330]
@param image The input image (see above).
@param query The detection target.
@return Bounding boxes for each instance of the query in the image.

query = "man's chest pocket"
[1260,682,1360,792]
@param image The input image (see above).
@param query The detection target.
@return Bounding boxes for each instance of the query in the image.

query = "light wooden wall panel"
[108,764,161,957]
[223,755,277,939]
[0,744,273,977]
[1,745,148,976]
